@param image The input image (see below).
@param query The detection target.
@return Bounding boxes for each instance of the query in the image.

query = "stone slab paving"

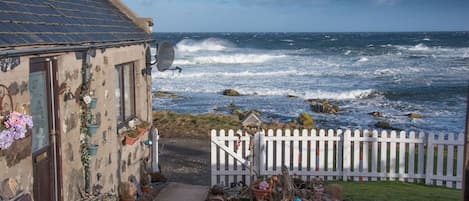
[154,182,208,201]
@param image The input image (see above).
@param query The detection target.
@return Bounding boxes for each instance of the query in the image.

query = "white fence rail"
[210,129,464,189]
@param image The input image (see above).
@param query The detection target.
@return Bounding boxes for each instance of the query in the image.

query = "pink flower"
[259,181,269,190]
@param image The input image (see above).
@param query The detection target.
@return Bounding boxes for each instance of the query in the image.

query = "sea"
[151,32,469,134]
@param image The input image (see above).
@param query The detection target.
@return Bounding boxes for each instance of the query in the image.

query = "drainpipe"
[46,58,59,201]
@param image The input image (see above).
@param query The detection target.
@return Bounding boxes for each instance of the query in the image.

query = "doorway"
[29,57,61,201]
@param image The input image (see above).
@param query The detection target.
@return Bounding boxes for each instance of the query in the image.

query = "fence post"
[343,130,351,181]
[426,133,434,185]
[258,130,266,176]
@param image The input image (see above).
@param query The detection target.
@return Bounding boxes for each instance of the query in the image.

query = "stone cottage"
[0,0,156,200]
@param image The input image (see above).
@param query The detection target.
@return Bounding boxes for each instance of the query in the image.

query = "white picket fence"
[210,129,465,189]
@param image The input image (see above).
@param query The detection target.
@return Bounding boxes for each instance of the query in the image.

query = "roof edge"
[109,0,154,34]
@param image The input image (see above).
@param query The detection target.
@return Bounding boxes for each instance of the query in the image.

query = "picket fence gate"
[210,129,465,189]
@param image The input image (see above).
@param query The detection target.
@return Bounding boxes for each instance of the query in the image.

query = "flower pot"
[251,180,272,201]
[88,98,97,109]
[87,144,98,156]
[87,124,99,135]
[141,185,150,193]
[124,134,139,145]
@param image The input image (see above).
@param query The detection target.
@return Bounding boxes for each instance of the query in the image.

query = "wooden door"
[29,58,56,201]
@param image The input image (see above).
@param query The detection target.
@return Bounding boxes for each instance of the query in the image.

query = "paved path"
[154,183,208,201]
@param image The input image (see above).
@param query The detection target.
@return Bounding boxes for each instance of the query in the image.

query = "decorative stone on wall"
[65,113,78,133]
[67,143,74,161]
[0,57,20,72]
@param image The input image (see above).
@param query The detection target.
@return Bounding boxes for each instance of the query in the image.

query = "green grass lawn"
[330,181,462,201]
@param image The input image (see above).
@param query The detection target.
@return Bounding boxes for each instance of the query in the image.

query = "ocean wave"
[281,39,295,42]
[155,83,378,100]
[357,57,369,62]
[175,38,234,52]
[303,89,378,100]
[173,53,287,65]
[153,70,304,79]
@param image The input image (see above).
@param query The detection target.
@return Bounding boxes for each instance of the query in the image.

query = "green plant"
[126,129,140,138]
[138,121,151,129]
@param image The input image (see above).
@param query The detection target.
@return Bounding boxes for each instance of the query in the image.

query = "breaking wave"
[175,38,234,52]
[173,54,287,65]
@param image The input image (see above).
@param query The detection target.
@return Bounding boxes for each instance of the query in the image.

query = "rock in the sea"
[309,99,339,114]
[407,113,423,119]
[369,111,383,117]
[287,94,299,98]
[222,89,240,96]
[297,112,314,128]
[375,121,391,129]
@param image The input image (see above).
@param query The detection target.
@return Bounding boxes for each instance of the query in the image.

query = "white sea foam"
[357,57,369,62]
[173,54,286,65]
[175,38,234,52]
[344,50,352,55]
[409,43,430,51]
[303,89,377,100]
[154,70,304,79]
[281,39,294,42]
[423,38,431,41]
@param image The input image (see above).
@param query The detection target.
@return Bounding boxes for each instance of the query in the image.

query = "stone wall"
[57,44,153,200]
[0,43,153,200]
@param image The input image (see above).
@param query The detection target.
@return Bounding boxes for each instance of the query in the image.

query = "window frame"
[115,62,136,129]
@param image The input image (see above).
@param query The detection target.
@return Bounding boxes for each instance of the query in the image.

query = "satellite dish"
[156,42,175,72]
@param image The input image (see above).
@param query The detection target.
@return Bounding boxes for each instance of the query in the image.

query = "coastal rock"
[222,89,240,96]
[407,113,423,119]
[154,91,180,99]
[287,94,299,98]
[297,112,314,128]
[309,99,339,114]
[374,121,391,129]
[369,111,383,118]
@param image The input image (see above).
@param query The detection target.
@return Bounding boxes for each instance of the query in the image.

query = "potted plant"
[0,111,33,150]
[86,113,99,136]
[83,92,97,109]
[137,121,151,133]
[140,174,150,193]
[124,129,140,145]
[251,179,272,201]
[119,182,136,201]
[87,144,99,156]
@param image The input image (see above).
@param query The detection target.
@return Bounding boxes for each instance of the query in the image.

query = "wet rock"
[407,113,423,119]
[375,121,391,129]
[369,111,383,117]
[309,99,339,114]
[287,94,299,98]
[297,112,314,128]
[222,89,240,96]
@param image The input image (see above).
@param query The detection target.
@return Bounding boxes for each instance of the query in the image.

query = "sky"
[122,0,469,32]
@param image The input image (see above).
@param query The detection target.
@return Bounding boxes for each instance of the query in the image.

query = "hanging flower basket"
[88,98,97,109]
[87,124,99,135]
[0,111,33,150]
[87,144,99,156]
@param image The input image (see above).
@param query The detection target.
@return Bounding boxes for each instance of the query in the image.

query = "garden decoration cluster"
[79,62,98,193]
[0,111,33,150]
[124,118,151,145]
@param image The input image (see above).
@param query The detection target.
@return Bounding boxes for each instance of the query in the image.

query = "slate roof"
[0,0,150,48]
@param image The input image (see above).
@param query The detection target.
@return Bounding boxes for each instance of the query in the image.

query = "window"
[115,62,136,127]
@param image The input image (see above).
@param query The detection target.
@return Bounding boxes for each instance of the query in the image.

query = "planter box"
[87,144,98,156]
[88,98,97,109]
[87,124,99,135]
